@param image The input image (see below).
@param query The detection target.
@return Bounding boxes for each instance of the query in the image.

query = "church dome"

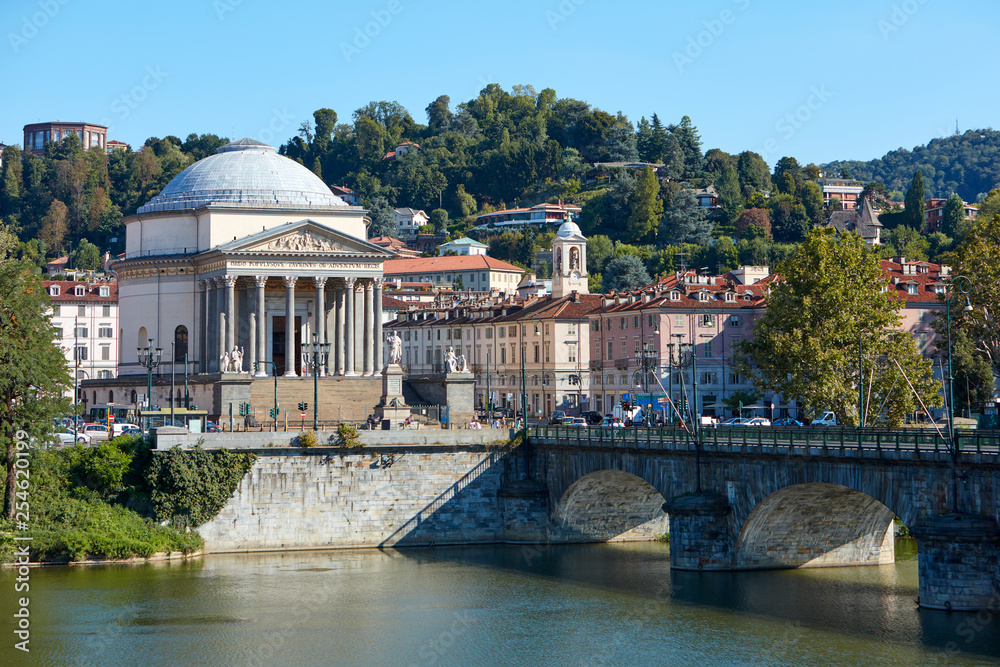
[555,219,585,239]
[137,138,350,214]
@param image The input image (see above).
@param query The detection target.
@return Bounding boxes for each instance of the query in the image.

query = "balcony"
[614,358,630,371]
[589,360,603,371]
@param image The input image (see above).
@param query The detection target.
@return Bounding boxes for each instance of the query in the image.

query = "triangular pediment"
[216,220,392,257]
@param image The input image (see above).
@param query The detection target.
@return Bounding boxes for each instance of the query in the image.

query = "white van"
[810,411,839,426]
[111,422,141,437]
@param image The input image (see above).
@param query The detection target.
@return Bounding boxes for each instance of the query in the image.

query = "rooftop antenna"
[955,118,960,136]
[674,251,689,274]
[232,126,236,142]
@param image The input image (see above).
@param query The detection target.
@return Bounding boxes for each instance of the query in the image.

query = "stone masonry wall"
[197,447,512,552]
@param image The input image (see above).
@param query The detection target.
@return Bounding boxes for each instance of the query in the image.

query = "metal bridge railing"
[530,425,1000,460]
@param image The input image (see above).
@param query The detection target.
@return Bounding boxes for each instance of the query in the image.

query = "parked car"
[119,427,144,437]
[206,422,222,433]
[581,411,605,425]
[549,410,568,425]
[772,417,803,427]
[566,417,588,428]
[720,417,752,426]
[810,411,839,426]
[602,417,624,428]
[57,429,91,445]
[81,423,110,441]
[746,417,772,426]
[111,422,141,437]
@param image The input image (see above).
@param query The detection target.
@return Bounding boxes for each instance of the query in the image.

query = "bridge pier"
[666,494,734,570]
[913,515,1000,611]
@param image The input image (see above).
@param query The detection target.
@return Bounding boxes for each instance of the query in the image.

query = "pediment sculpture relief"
[265,231,347,253]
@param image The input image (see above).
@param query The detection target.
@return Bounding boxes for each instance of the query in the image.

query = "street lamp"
[305,332,332,431]
[945,274,973,513]
[636,326,659,427]
[137,339,163,430]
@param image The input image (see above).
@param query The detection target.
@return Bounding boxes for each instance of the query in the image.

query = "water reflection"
[1,539,998,666]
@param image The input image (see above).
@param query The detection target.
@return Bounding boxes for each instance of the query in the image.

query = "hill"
[822,129,1000,202]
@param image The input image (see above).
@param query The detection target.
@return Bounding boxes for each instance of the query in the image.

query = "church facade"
[83,139,392,420]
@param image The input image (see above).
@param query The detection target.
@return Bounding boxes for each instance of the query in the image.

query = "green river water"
[2,539,999,666]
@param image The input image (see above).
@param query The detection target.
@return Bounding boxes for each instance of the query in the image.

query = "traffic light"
[238,403,245,416]
[269,407,277,419]
[297,402,308,412]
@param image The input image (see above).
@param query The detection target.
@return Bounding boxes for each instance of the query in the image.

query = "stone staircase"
[249,376,383,425]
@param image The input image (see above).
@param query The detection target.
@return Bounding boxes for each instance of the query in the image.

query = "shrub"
[296,430,319,448]
[337,423,361,448]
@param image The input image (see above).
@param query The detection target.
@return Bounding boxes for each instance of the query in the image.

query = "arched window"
[174,325,188,361]
[131,390,137,404]
[138,326,148,348]
[109,390,114,403]
[92,391,97,405]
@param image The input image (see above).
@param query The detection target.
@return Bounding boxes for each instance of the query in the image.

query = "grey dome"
[555,220,585,239]
[137,138,349,214]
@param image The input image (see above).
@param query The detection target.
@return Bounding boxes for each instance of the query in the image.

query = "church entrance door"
[272,316,302,376]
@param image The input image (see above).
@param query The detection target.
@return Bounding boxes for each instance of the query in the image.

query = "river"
[3,539,999,666]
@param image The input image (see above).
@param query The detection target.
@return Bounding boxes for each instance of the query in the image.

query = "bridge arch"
[552,470,669,543]
[735,483,896,569]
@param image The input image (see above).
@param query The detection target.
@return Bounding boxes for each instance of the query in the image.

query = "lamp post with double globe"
[306,332,331,431]
[137,339,163,430]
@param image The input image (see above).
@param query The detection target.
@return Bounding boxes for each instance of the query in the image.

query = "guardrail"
[530,425,1000,460]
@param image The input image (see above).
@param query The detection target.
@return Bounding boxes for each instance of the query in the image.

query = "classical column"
[248,312,256,376]
[255,276,267,377]
[198,280,209,373]
[218,311,227,372]
[315,276,327,377]
[334,282,344,376]
[224,275,237,356]
[283,276,297,377]
[363,280,374,376]
[344,278,356,376]
[373,278,384,372]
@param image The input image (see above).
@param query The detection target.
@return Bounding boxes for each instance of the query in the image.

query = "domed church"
[94,139,393,422]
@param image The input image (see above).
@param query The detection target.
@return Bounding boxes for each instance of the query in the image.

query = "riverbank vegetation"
[0,436,255,564]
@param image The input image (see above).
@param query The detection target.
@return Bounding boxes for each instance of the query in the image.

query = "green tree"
[425,95,453,135]
[948,329,995,415]
[941,193,966,238]
[773,157,802,195]
[449,184,477,218]
[626,166,663,244]
[670,115,703,179]
[0,243,72,517]
[713,236,738,273]
[661,188,711,245]
[586,234,613,274]
[976,189,1000,225]
[70,238,102,271]
[739,228,941,425]
[430,208,449,234]
[883,225,929,261]
[769,194,811,243]
[715,165,744,231]
[799,180,825,227]
[735,151,771,197]
[365,195,397,238]
[602,254,651,293]
[949,212,1000,377]
[904,170,925,229]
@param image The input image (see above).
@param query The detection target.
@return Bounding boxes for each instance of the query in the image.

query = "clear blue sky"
[2,0,997,166]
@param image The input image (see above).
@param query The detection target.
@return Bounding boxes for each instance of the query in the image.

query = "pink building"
[587,270,773,419]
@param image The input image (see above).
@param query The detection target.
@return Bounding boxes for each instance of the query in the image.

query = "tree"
[587,234,613,275]
[739,228,942,425]
[799,181,825,227]
[626,167,662,244]
[860,181,890,211]
[735,151,771,197]
[883,225,929,261]
[715,166,744,230]
[661,188,712,245]
[425,95,453,135]
[904,170,925,229]
[365,195,397,238]
[769,194,811,243]
[602,254,651,293]
[0,243,72,518]
[670,116,703,179]
[70,238,101,271]
[430,208,449,234]
[722,389,761,416]
[947,329,994,415]
[773,157,802,195]
[949,212,1000,378]
[38,200,69,253]
[941,193,966,238]
[735,208,771,239]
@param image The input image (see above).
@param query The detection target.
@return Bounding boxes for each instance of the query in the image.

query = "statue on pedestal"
[445,346,458,373]
[387,331,402,365]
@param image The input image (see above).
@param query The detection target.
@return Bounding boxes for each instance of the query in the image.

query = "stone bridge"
[529,426,1000,611]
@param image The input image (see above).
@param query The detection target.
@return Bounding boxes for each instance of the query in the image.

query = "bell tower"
[551,220,588,299]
